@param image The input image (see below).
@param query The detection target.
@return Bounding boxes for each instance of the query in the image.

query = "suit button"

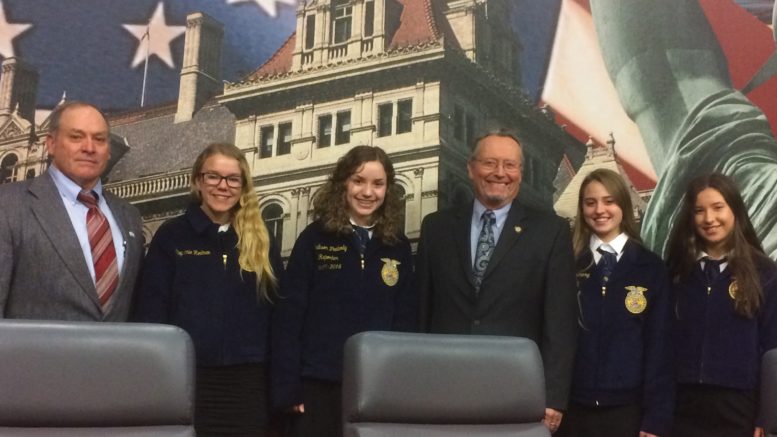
[472,319,480,326]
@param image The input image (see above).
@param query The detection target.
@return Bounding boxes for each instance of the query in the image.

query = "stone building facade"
[0,0,584,258]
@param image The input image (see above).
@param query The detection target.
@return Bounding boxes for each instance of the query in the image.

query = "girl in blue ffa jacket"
[134,143,282,437]
[557,169,673,437]
[271,145,416,437]
[667,173,777,437]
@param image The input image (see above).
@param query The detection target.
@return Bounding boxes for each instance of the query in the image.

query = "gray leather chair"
[342,331,550,437]
[762,348,777,437]
[0,319,195,436]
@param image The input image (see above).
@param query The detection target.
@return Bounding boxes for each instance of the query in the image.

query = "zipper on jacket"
[699,287,712,383]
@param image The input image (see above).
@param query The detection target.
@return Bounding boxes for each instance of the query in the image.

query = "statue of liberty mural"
[590,0,777,258]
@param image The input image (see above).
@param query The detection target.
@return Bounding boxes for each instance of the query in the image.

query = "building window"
[333,1,352,44]
[318,114,332,148]
[335,111,351,145]
[260,126,274,158]
[396,184,407,234]
[278,122,292,155]
[377,103,393,137]
[25,169,35,179]
[397,99,412,134]
[262,203,284,247]
[465,114,476,146]
[1,154,18,184]
[364,0,374,37]
[453,105,464,140]
[305,14,316,50]
[524,156,535,187]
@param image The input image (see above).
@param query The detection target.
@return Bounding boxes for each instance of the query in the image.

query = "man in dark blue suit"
[417,128,578,434]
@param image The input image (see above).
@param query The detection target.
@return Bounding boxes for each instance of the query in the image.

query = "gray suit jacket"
[0,171,144,321]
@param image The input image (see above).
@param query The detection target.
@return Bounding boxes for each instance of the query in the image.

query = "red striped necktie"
[77,191,118,310]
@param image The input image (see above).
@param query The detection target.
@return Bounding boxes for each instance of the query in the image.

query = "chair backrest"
[0,319,195,437]
[763,348,777,437]
[342,331,550,437]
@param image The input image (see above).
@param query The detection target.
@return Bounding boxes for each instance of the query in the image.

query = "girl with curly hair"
[271,145,417,437]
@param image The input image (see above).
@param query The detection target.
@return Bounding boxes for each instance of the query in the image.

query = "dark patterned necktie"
[703,257,725,285]
[473,210,496,290]
[353,225,370,254]
[597,247,617,286]
[77,190,118,310]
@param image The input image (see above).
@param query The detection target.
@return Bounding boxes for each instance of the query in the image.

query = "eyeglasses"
[474,159,521,173]
[200,172,243,188]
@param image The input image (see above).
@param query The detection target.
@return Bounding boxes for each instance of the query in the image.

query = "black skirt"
[195,363,269,437]
[673,383,757,437]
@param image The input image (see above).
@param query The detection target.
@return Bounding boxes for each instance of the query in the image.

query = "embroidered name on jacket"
[175,249,211,256]
[315,244,347,271]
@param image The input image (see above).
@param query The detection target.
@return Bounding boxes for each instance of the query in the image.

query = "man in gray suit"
[0,101,143,321]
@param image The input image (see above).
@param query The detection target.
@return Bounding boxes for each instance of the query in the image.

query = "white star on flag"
[0,0,31,58]
[123,2,185,68]
[227,0,296,18]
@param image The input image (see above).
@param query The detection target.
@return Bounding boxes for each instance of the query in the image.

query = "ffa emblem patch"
[380,258,400,286]
[624,286,648,314]
[729,281,738,300]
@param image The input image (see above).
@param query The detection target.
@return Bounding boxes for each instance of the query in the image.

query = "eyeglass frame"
[199,172,244,188]
[472,158,522,173]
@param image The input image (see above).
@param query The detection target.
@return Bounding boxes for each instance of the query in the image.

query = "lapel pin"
[128,231,136,238]
[514,226,522,234]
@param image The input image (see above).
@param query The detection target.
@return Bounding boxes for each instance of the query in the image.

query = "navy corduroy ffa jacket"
[133,204,283,367]
[674,255,777,391]
[572,239,674,437]
[270,220,417,410]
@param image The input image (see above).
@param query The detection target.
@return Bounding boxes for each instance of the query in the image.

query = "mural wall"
[0,0,775,258]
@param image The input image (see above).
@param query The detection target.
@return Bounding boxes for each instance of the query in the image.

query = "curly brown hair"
[313,145,403,244]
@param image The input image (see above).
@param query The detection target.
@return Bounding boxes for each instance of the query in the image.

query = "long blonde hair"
[191,143,277,301]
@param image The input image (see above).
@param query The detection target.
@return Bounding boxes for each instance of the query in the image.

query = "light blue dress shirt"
[470,200,511,267]
[48,165,126,283]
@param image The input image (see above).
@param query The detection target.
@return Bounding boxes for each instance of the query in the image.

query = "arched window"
[395,185,407,234]
[1,154,19,184]
[262,203,285,248]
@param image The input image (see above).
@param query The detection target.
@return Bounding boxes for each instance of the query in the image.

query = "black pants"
[195,363,269,437]
[556,402,641,437]
[285,379,342,437]
[672,384,756,437]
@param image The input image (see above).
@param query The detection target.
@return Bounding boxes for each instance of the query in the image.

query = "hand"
[754,427,764,437]
[286,403,305,414]
[639,432,659,437]
[542,408,563,433]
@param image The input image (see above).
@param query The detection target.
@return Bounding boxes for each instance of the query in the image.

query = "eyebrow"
[203,171,241,176]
